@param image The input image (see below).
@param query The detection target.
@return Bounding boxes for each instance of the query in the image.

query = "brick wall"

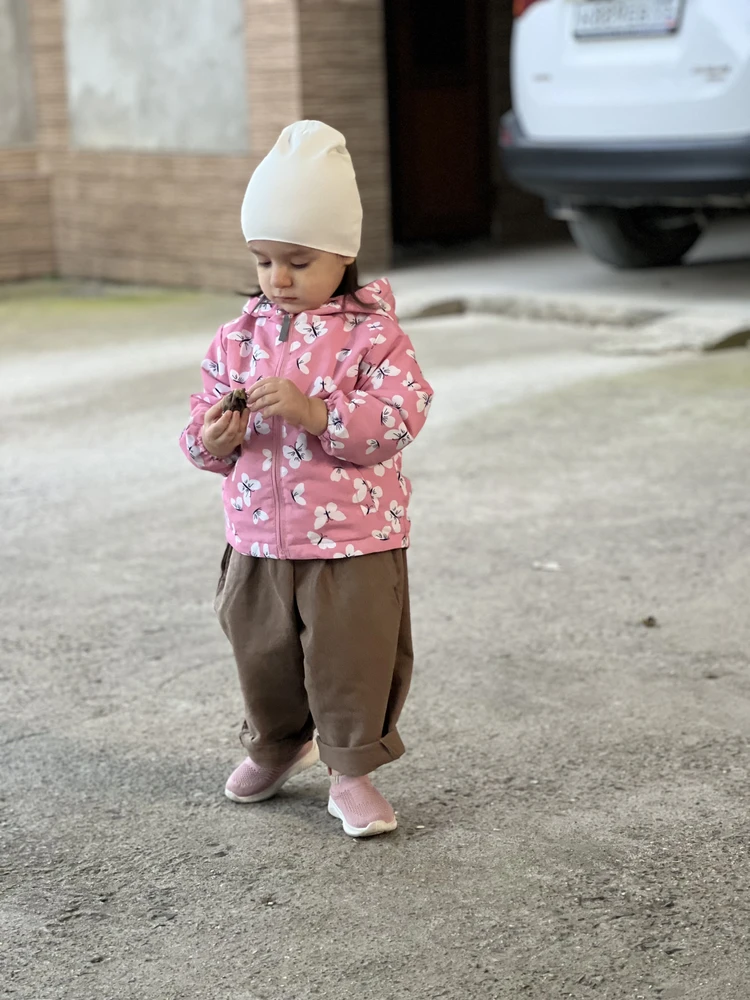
[3,0,560,291]
[0,0,54,281]
[0,149,54,280]
[297,0,391,271]
[7,0,390,291]
[49,153,255,290]
[26,0,291,291]
[245,0,302,155]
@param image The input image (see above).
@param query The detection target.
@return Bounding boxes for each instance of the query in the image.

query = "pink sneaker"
[328,774,398,838]
[225,741,319,803]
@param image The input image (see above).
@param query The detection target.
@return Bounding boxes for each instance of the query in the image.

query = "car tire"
[568,207,703,269]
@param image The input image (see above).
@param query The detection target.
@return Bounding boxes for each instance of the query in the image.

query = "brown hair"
[332,260,368,308]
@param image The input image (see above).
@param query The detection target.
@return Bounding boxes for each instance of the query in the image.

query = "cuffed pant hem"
[317,729,405,777]
[239,726,314,768]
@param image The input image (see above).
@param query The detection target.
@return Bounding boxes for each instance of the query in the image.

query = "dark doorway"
[385,0,492,246]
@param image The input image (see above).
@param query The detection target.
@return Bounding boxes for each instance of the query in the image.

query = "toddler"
[180,121,432,837]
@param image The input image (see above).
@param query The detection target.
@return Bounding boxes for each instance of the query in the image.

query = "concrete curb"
[400,293,664,329]
[400,293,750,354]
[594,313,750,355]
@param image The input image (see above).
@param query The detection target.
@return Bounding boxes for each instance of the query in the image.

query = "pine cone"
[221,389,248,414]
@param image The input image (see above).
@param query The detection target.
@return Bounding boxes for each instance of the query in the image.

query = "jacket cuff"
[189,428,237,471]
[319,399,349,453]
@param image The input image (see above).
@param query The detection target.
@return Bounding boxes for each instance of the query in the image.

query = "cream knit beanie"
[240,120,362,258]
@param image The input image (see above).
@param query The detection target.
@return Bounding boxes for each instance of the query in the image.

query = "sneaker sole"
[225,743,320,803]
[327,797,398,838]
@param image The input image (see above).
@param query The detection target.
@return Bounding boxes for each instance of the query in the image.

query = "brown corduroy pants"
[214,546,413,777]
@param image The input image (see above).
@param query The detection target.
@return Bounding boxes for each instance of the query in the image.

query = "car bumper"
[500,112,750,205]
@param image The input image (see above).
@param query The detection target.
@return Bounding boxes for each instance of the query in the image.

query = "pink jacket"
[179,279,432,560]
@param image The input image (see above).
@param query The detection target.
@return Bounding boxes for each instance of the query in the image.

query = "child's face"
[248,241,355,314]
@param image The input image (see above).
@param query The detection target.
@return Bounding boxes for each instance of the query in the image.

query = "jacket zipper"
[272,312,292,558]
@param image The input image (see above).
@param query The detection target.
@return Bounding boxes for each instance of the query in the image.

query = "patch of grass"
[0,278,202,310]
[628,352,750,395]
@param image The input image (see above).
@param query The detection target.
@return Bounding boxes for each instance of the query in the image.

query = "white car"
[501,0,750,267]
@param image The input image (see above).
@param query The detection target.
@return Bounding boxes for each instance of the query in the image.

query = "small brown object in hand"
[221,389,248,414]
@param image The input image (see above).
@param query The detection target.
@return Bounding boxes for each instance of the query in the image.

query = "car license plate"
[575,0,683,38]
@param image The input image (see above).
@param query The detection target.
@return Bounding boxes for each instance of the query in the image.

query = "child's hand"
[202,400,250,458]
[247,379,328,435]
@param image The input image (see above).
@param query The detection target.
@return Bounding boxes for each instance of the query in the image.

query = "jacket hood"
[242,277,397,319]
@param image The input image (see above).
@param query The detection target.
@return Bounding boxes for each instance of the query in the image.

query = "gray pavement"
[390,217,750,314]
[391,219,750,354]
[1,260,750,1000]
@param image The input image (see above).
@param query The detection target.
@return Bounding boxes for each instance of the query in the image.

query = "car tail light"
[513,0,545,15]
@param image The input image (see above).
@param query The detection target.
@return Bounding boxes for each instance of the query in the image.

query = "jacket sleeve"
[178,326,236,475]
[319,318,433,467]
